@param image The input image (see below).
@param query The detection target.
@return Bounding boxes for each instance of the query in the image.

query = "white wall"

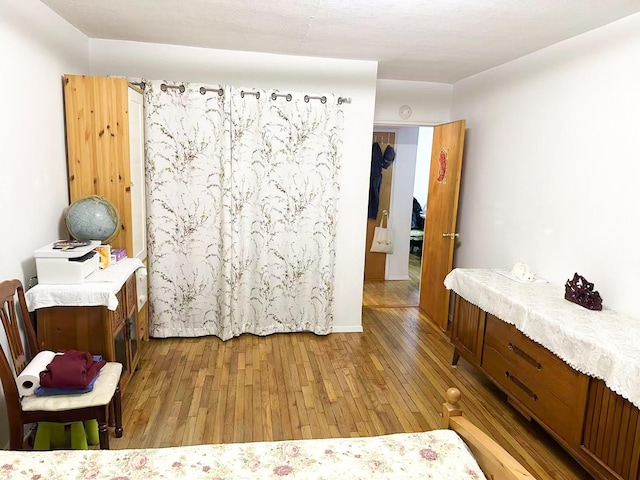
[374,79,451,282]
[89,40,378,332]
[0,0,89,448]
[414,127,434,208]
[375,79,453,125]
[451,13,640,320]
[384,127,419,280]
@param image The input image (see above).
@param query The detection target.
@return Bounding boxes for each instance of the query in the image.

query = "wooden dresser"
[452,294,640,480]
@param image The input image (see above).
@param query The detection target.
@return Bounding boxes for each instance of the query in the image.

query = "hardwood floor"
[362,253,422,307]
[113,306,590,479]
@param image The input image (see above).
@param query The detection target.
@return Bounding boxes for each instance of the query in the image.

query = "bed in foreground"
[0,388,534,479]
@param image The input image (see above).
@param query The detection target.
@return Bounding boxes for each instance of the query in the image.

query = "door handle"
[442,233,460,239]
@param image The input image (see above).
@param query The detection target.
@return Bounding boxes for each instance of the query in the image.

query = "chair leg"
[98,420,110,449]
[113,386,123,438]
[9,423,25,450]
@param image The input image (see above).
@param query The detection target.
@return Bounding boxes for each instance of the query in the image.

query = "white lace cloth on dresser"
[25,258,145,312]
[444,268,640,409]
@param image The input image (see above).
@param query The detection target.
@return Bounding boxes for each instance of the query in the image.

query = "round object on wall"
[398,104,412,120]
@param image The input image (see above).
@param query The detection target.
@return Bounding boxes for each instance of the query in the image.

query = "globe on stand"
[64,195,120,244]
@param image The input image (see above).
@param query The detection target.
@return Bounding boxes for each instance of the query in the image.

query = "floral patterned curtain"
[143,81,343,340]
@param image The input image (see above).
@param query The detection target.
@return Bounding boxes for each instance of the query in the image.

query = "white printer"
[34,240,101,284]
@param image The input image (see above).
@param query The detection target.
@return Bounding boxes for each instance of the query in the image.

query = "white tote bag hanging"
[370,210,394,254]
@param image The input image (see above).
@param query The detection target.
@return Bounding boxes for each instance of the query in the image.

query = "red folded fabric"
[39,350,106,389]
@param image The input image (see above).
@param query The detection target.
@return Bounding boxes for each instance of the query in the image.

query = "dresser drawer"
[483,345,584,444]
[484,314,585,407]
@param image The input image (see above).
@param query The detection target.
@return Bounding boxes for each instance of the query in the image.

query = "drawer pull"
[505,371,538,401]
[508,342,542,370]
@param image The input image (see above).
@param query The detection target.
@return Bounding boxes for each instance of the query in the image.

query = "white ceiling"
[41,0,640,83]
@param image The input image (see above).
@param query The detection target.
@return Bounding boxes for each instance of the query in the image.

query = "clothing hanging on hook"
[368,143,396,219]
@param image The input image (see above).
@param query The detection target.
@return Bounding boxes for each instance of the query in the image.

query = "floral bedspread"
[0,430,486,479]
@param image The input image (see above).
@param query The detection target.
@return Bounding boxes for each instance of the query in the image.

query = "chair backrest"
[0,280,39,376]
[0,280,42,441]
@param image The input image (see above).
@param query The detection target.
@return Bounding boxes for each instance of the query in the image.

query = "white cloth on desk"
[26,258,145,312]
[444,268,640,409]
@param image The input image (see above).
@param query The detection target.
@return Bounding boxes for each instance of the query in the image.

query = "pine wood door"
[419,120,466,330]
[64,75,132,253]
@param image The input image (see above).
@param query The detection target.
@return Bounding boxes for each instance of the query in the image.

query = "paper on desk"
[85,258,145,283]
[85,269,126,283]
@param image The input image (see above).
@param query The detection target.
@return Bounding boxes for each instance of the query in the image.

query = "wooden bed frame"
[0,386,536,479]
[444,387,536,480]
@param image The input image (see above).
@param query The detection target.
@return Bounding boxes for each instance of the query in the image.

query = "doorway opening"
[362,125,434,308]
[362,120,466,331]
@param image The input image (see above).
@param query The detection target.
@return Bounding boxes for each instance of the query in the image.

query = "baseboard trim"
[332,325,364,333]
[385,275,411,281]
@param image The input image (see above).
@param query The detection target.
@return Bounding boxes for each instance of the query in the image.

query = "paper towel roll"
[17,350,58,396]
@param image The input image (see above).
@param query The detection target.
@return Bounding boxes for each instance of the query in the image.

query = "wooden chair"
[0,279,123,450]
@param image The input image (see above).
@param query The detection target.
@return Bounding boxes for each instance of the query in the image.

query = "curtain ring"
[304,95,309,103]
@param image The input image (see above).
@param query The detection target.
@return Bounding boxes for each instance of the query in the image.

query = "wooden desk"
[26,260,146,392]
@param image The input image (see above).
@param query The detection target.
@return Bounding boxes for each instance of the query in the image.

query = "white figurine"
[511,262,536,282]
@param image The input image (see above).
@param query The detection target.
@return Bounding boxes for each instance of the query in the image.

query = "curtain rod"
[148,82,351,105]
